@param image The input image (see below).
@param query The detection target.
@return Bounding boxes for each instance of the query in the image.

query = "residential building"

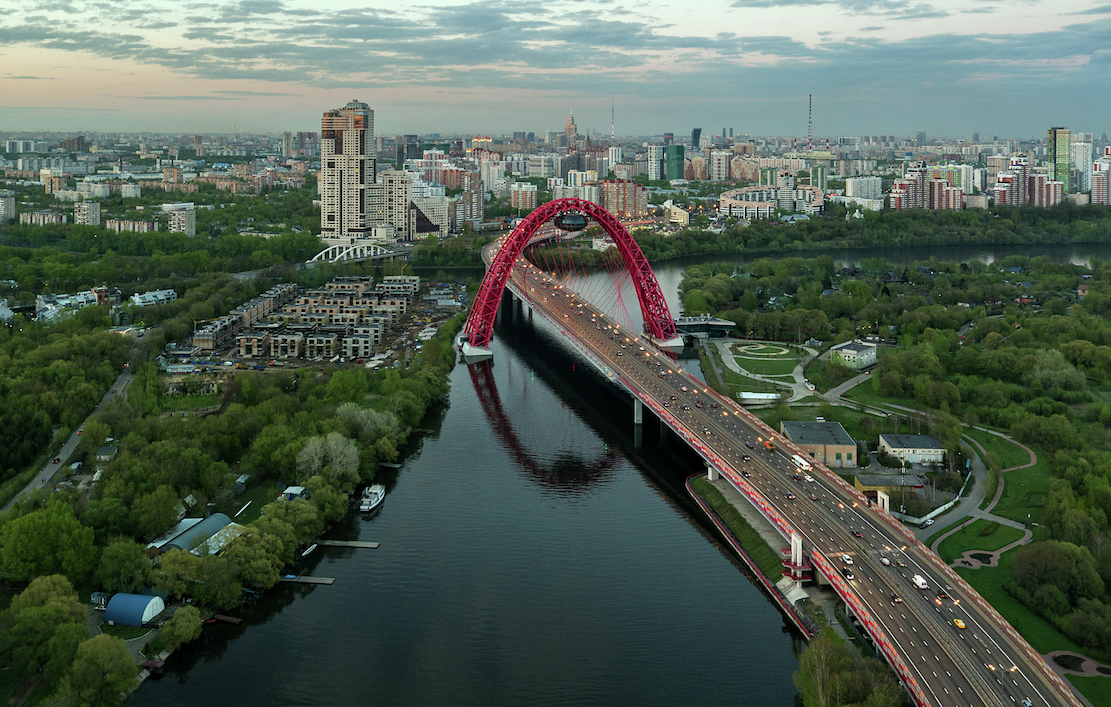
[510,182,537,210]
[1071,136,1093,193]
[106,219,159,233]
[709,151,731,182]
[878,433,945,465]
[167,207,197,237]
[1093,148,1111,206]
[665,145,685,181]
[600,180,648,220]
[845,176,882,201]
[320,99,375,244]
[0,195,15,222]
[718,185,824,218]
[131,289,177,307]
[20,212,67,226]
[1047,126,1070,193]
[830,339,877,369]
[647,145,664,181]
[74,201,101,226]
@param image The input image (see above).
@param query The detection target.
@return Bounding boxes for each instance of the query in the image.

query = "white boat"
[359,484,385,513]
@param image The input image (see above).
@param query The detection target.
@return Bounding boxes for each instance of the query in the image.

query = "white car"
[804,475,814,483]
[841,554,853,565]
[880,557,891,566]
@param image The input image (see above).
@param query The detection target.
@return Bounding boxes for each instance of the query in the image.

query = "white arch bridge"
[307,243,411,265]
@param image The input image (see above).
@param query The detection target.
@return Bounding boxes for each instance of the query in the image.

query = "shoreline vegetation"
[411,203,1111,269]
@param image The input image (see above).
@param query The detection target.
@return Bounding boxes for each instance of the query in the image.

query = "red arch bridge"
[458,199,1081,707]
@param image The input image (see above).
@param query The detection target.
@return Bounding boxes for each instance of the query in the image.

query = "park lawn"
[1067,675,1111,707]
[159,392,221,413]
[963,428,1033,470]
[839,378,927,412]
[991,457,1051,525]
[736,344,799,356]
[927,520,964,549]
[733,356,801,376]
[956,552,1085,656]
[691,476,784,579]
[936,519,1026,563]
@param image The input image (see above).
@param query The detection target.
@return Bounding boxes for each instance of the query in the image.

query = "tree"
[222,527,284,589]
[4,575,88,675]
[1,501,96,581]
[324,369,369,404]
[304,475,349,523]
[154,549,201,601]
[45,622,91,687]
[296,432,360,486]
[64,634,138,707]
[131,484,180,539]
[158,605,202,651]
[95,539,151,593]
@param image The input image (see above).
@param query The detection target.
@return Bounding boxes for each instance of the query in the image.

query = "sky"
[0,0,1109,138]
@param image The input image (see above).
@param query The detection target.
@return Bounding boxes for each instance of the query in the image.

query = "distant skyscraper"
[1071,135,1094,193]
[915,131,927,147]
[282,131,292,158]
[691,128,702,151]
[320,100,375,244]
[1047,127,1071,193]
[665,145,685,181]
[647,145,664,181]
[663,133,674,146]
[565,111,577,139]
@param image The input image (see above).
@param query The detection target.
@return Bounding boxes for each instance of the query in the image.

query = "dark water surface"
[130,317,801,707]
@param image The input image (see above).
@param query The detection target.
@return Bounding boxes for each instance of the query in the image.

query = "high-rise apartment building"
[691,128,702,151]
[168,209,196,237]
[1047,127,1070,193]
[607,147,622,173]
[1091,147,1111,206]
[282,131,292,158]
[709,151,731,182]
[320,100,375,244]
[994,156,1029,207]
[1071,135,1094,193]
[647,145,664,181]
[510,182,537,210]
[74,201,100,227]
[600,180,648,220]
[846,177,882,201]
[0,195,15,222]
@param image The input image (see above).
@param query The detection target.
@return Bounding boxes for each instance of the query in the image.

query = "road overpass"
[459,199,1083,707]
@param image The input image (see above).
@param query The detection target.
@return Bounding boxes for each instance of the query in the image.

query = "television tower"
[807,93,813,153]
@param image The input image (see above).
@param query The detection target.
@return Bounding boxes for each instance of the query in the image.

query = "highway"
[483,240,1082,707]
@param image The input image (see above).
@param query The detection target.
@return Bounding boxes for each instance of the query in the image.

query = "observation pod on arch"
[457,198,683,363]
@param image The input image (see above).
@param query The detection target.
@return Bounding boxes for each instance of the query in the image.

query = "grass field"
[214,484,281,524]
[691,476,784,578]
[963,428,1033,470]
[1067,675,1111,707]
[991,457,1051,525]
[700,346,785,395]
[734,356,801,376]
[936,519,1026,563]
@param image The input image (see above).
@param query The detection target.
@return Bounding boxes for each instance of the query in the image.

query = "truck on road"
[791,454,813,472]
[912,574,929,590]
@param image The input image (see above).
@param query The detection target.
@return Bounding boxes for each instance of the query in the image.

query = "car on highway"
[841,567,854,581]
[681,404,691,410]
[841,554,853,565]
[741,470,751,478]
[658,372,666,377]
[851,530,863,538]
[616,352,623,356]
[953,619,966,630]
[670,395,678,400]
[880,557,891,566]
[809,493,818,501]
[742,455,750,461]
[804,475,814,482]
[896,558,907,567]
[785,492,796,500]
[746,442,755,449]
[51,458,60,464]
[890,594,903,603]
[77,430,84,435]
[710,403,719,408]
[919,518,935,528]
[680,386,689,392]
[662,401,670,408]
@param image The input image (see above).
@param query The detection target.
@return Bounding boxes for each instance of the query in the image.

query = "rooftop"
[782,421,855,447]
[879,433,944,450]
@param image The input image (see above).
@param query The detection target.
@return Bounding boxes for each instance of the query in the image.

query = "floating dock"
[214,615,242,624]
[280,575,335,585]
[316,540,380,549]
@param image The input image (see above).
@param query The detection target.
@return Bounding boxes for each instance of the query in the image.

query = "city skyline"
[0,0,1109,136]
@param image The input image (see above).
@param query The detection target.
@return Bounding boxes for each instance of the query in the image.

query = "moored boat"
[359,484,385,513]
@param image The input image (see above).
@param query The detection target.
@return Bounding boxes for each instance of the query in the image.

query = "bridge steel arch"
[464,198,677,350]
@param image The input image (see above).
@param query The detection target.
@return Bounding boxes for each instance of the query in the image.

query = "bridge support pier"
[706,463,718,482]
[876,491,889,513]
[633,398,643,426]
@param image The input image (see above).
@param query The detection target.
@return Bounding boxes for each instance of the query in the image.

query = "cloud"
[211,89,298,96]
[135,94,247,100]
[1074,4,1111,14]
[3,75,56,79]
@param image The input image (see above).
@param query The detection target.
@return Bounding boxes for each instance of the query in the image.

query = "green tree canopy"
[1,502,96,581]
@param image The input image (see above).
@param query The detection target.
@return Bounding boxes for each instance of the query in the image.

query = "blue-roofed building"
[104,593,165,627]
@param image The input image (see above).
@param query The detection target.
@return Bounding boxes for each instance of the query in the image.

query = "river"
[129,313,802,706]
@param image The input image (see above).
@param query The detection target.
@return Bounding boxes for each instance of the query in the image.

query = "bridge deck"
[477,237,1080,707]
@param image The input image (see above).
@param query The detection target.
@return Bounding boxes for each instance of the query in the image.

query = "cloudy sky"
[1,0,1108,138]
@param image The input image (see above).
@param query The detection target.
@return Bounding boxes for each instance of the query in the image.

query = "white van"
[912,575,929,590]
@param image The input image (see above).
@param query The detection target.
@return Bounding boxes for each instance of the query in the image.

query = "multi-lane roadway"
[488,244,1081,707]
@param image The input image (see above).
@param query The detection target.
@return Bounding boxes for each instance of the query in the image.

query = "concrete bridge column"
[706,463,718,482]
[876,491,889,513]
[633,398,643,425]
